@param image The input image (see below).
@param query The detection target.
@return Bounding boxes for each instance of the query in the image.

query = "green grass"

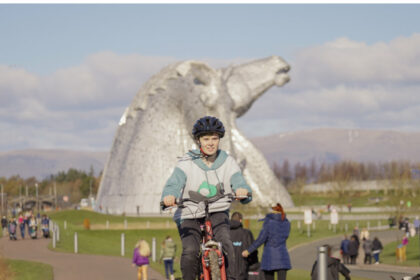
[381,234,420,267]
[290,190,420,208]
[7,259,54,280]
[47,210,392,279]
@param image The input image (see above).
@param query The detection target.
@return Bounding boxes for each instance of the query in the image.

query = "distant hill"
[0,149,108,179]
[1,128,420,179]
[250,128,420,166]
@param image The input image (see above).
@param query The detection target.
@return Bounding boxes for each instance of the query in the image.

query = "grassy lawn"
[1,259,54,280]
[381,234,420,267]
[47,209,391,279]
[290,191,420,209]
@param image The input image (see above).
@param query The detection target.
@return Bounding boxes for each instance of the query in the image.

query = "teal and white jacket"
[161,149,252,221]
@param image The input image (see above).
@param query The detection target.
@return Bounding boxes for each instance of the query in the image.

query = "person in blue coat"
[242,203,291,280]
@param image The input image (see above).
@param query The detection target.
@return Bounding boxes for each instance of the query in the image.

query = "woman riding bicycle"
[161,116,252,280]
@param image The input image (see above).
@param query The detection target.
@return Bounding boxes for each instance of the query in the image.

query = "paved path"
[289,229,419,280]
[0,236,165,280]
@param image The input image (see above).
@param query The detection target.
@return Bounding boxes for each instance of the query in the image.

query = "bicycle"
[161,191,249,280]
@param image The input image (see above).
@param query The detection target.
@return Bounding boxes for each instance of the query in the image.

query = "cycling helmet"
[192,116,225,139]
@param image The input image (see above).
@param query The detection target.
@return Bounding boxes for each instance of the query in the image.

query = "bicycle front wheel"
[209,250,221,280]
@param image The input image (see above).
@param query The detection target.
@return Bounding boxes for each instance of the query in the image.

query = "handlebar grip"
[160,201,166,210]
[160,198,180,210]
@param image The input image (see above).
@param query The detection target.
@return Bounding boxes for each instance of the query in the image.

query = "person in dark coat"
[311,245,351,280]
[230,212,258,280]
[348,235,359,265]
[340,235,350,264]
[372,237,383,264]
[242,203,291,280]
[1,216,8,236]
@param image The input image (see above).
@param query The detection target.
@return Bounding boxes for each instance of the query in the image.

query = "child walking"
[160,236,177,280]
[132,239,151,280]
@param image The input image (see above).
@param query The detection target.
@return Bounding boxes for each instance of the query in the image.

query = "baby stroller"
[248,262,265,280]
[8,221,18,240]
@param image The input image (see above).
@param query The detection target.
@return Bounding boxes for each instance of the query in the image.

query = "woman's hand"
[242,250,250,258]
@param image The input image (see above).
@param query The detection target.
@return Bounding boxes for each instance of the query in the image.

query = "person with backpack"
[311,244,351,280]
[242,203,291,280]
[159,236,177,280]
[230,212,259,280]
[132,239,151,280]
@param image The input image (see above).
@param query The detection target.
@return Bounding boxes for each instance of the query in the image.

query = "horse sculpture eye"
[194,78,205,85]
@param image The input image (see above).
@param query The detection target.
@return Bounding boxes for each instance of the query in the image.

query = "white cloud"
[0,52,247,151]
[239,33,420,136]
[2,34,420,150]
[288,33,420,89]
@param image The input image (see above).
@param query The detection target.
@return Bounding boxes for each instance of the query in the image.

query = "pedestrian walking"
[362,238,373,264]
[41,215,50,238]
[18,213,25,239]
[340,235,350,264]
[311,244,351,280]
[132,239,151,280]
[230,211,258,280]
[8,218,17,240]
[28,215,37,239]
[242,203,291,280]
[1,216,7,236]
[372,236,383,264]
[360,228,369,240]
[414,216,420,235]
[352,226,360,239]
[348,235,359,265]
[160,236,176,280]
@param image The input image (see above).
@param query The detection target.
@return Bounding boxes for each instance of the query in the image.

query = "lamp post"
[1,184,3,217]
[35,183,39,214]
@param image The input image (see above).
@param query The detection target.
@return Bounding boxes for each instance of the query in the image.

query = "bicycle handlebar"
[160,193,251,211]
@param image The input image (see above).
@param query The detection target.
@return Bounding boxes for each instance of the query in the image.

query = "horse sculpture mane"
[96,56,294,215]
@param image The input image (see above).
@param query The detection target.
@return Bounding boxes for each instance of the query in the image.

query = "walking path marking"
[0,236,165,280]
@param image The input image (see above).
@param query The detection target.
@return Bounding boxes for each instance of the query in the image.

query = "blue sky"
[1,4,420,151]
[2,4,419,74]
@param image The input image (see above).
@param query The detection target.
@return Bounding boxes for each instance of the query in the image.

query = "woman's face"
[199,134,220,156]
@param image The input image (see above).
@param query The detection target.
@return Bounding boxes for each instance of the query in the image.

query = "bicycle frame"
[199,199,226,280]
